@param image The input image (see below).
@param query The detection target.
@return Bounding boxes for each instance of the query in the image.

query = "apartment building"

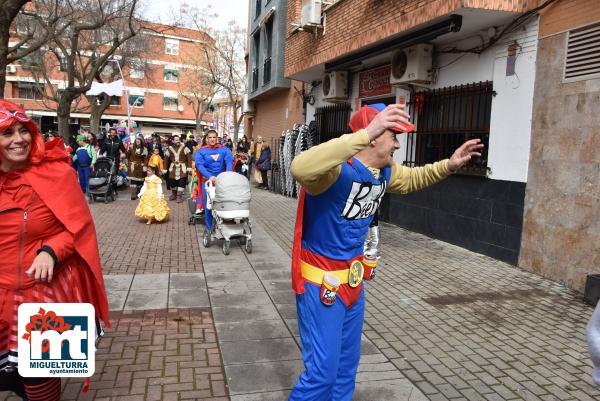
[5,22,214,136]
[245,0,304,143]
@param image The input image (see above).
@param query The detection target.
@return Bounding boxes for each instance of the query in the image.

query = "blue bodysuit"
[194,144,233,230]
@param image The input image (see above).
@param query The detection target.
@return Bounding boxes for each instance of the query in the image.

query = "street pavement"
[250,188,600,401]
[2,185,598,401]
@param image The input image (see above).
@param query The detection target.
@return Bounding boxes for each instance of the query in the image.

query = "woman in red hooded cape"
[0,100,109,400]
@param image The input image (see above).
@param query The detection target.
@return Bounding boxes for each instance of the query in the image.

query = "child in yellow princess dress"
[135,166,170,224]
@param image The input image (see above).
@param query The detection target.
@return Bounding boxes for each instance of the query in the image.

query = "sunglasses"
[0,108,30,124]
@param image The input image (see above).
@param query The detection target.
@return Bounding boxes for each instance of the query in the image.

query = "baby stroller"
[88,157,116,203]
[202,172,252,255]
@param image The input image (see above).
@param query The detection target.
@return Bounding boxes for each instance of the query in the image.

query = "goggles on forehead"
[0,108,30,124]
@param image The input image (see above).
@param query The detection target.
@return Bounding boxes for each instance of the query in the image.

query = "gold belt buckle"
[348,260,364,288]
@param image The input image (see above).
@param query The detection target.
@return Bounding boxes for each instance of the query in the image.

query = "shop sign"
[358,65,392,99]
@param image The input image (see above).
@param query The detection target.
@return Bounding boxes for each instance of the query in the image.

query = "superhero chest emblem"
[210,154,220,161]
[341,181,386,220]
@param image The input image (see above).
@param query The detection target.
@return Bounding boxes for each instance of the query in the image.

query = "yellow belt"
[300,260,364,287]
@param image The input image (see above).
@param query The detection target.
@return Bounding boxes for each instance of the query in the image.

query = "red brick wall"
[5,22,213,124]
[285,0,541,77]
[251,81,305,142]
[538,0,600,37]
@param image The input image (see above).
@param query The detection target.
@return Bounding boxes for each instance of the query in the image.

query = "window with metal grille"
[564,21,600,82]
[404,81,493,176]
[16,82,43,100]
[314,103,352,144]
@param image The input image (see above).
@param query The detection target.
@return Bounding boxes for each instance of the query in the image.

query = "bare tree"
[85,32,153,134]
[207,22,247,140]
[178,52,217,135]
[178,4,247,140]
[0,0,70,97]
[25,0,142,137]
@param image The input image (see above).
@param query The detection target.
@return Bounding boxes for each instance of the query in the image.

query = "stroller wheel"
[245,239,252,254]
[222,240,231,255]
[202,229,211,248]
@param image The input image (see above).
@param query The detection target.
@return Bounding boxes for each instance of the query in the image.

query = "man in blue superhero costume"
[288,103,483,401]
[194,129,233,232]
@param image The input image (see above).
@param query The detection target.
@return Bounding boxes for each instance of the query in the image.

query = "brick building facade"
[520,0,600,291]
[5,23,214,136]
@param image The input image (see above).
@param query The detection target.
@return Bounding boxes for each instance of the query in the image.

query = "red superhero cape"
[291,189,306,294]
[23,139,110,327]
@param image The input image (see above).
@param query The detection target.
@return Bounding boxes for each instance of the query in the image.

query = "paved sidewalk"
[199,216,427,401]
[250,188,600,401]
[1,196,227,401]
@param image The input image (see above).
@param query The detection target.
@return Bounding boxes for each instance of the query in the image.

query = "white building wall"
[427,17,539,182]
[305,17,538,183]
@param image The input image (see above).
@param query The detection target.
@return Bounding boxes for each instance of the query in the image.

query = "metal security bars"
[314,103,352,144]
[404,81,493,176]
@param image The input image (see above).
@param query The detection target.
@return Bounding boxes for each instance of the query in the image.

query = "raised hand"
[366,104,411,141]
[448,139,484,172]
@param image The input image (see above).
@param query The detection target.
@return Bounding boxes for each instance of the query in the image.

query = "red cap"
[349,103,414,133]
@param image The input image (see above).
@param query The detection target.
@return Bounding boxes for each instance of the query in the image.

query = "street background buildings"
[5,21,215,136]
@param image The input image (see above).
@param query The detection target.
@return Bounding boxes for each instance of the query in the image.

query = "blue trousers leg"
[289,283,364,401]
[202,184,213,231]
[331,290,364,401]
[77,167,91,193]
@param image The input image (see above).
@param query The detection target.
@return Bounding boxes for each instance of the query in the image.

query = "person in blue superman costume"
[194,129,233,232]
[288,103,483,401]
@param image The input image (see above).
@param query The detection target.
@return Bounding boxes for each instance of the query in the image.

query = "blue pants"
[289,282,365,401]
[77,167,91,193]
[201,184,213,231]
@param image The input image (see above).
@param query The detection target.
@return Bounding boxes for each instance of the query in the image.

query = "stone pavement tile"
[215,319,291,342]
[220,338,300,365]
[103,274,134,291]
[225,360,304,395]
[353,378,426,401]
[130,273,169,290]
[230,390,291,400]
[108,290,128,311]
[170,272,207,290]
[169,288,210,308]
[212,304,280,323]
[124,289,168,310]
[210,290,272,307]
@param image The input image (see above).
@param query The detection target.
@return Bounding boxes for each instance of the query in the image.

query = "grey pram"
[202,172,252,255]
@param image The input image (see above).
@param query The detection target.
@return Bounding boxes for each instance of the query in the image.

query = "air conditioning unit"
[390,44,433,85]
[6,65,16,74]
[322,71,348,103]
[301,0,322,27]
